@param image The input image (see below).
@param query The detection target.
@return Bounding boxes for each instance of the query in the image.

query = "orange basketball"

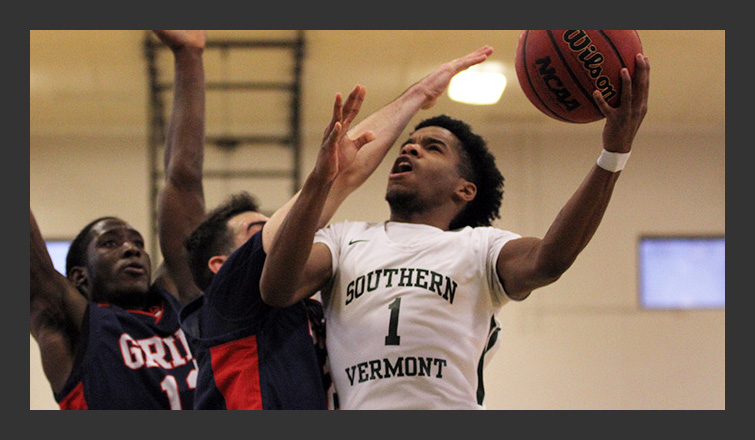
[515,30,643,123]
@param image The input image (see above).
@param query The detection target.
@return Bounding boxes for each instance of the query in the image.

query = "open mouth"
[389,156,413,177]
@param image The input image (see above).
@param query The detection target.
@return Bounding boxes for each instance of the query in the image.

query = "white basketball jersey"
[314,220,521,409]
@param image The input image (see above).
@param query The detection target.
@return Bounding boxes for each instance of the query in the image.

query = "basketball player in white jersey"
[261,51,651,409]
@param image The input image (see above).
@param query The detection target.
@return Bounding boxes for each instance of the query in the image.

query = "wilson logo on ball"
[562,30,617,102]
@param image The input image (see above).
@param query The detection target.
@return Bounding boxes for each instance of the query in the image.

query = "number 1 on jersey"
[385,297,401,345]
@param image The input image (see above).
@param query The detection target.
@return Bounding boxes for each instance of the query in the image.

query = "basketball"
[515,30,643,123]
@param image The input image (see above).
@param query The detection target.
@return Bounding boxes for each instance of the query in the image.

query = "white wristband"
[596,149,630,172]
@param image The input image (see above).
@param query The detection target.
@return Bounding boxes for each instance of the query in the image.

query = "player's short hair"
[414,115,504,229]
[185,192,261,291]
[66,216,121,293]
[67,216,120,277]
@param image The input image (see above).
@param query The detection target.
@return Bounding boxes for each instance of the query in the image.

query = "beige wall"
[30,30,725,410]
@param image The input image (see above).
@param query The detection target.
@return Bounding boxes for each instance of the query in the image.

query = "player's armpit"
[495,236,563,301]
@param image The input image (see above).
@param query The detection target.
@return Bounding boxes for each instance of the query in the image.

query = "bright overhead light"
[448,61,507,105]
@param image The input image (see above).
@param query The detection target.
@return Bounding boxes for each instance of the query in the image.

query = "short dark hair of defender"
[66,216,120,281]
[184,192,261,291]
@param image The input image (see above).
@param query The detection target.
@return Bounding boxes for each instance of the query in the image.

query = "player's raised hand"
[415,45,494,109]
[317,85,376,183]
[594,54,650,154]
[152,30,207,52]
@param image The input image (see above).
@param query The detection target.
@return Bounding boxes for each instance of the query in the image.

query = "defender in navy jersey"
[56,288,196,409]
[174,82,375,409]
[30,213,199,409]
[30,31,208,410]
[180,229,329,409]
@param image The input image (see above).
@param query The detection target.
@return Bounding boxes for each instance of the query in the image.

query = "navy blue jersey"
[55,288,197,409]
[179,230,329,410]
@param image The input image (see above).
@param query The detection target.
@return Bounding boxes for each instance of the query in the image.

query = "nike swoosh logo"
[348,239,370,245]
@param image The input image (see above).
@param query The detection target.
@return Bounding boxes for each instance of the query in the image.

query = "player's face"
[227,211,268,251]
[386,126,469,210]
[84,219,152,304]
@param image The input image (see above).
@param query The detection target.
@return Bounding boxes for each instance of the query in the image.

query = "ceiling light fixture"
[448,61,507,105]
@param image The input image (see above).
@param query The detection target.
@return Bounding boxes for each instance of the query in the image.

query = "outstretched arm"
[260,90,373,307]
[261,45,495,253]
[498,54,651,300]
[151,30,207,304]
[30,209,88,393]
